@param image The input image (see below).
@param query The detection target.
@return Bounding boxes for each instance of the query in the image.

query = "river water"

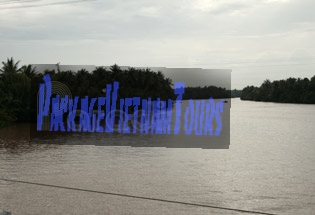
[0,98,314,215]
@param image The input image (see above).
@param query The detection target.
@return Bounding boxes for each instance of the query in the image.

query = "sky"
[1,0,314,89]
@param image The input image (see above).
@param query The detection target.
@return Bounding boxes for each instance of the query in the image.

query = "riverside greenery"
[241,77,315,103]
[0,57,234,129]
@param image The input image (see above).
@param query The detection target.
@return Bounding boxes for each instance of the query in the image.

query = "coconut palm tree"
[0,57,21,76]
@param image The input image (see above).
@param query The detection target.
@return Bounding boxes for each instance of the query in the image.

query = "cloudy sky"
[1,0,314,89]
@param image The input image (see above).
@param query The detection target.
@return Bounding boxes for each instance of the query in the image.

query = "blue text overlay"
[37,74,225,135]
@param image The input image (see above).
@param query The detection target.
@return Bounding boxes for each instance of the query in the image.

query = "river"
[0,98,314,215]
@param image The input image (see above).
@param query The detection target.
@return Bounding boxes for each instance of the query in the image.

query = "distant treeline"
[182,86,241,100]
[0,57,239,128]
[241,76,315,104]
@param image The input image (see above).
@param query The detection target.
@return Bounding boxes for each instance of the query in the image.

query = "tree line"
[182,86,240,100]
[0,57,236,128]
[0,57,175,128]
[241,76,315,104]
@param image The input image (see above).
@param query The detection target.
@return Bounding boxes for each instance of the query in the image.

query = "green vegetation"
[241,77,315,104]
[0,57,175,128]
[0,58,32,128]
[231,89,242,98]
[182,87,241,100]
[0,57,238,128]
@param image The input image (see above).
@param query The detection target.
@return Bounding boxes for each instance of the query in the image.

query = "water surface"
[0,98,314,215]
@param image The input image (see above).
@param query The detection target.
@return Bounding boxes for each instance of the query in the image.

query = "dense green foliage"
[241,77,315,104]
[182,86,230,99]
[0,58,175,128]
[0,58,32,127]
[0,57,241,128]
[41,65,175,101]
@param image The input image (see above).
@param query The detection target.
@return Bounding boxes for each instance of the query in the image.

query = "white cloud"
[138,6,161,17]
[0,0,314,89]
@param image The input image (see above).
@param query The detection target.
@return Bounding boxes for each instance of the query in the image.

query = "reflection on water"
[0,123,30,143]
[0,124,61,155]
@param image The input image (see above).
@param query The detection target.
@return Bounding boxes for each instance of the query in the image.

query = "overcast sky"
[1,0,314,89]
